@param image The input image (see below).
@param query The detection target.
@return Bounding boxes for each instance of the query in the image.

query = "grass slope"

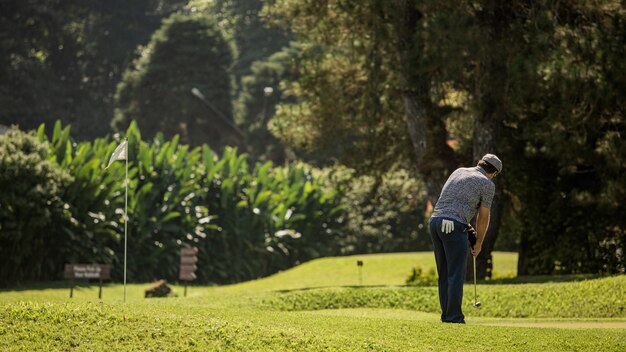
[262,275,626,318]
[1,252,625,351]
[231,251,517,291]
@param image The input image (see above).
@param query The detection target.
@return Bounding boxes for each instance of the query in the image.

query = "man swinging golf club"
[429,154,502,323]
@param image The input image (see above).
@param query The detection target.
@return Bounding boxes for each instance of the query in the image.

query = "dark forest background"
[1,0,624,285]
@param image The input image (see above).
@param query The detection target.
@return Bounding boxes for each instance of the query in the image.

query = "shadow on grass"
[273,274,616,293]
[274,284,411,294]
[4,274,616,294]
[0,280,110,292]
[481,274,604,285]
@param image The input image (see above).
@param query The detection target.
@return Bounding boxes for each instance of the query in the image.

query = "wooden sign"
[180,264,197,273]
[179,272,197,281]
[64,264,111,299]
[179,247,198,281]
[179,247,198,297]
[180,256,198,265]
[181,247,198,256]
[64,264,111,280]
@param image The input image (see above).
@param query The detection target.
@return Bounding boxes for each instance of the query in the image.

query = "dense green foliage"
[0,0,188,138]
[510,8,626,273]
[2,0,625,281]
[236,47,300,163]
[189,0,290,86]
[186,0,293,163]
[0,120,441,286]
[0,128,73,282]
[113,13,237,149]
[332,168,431,254]
[264,0,626,276]
[0,122,345,285]
[197,157,346,283]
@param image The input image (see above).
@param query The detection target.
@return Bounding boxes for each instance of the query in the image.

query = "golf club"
[473,256,481,308]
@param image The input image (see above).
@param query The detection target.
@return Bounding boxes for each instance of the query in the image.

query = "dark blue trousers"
[429,217,469,323]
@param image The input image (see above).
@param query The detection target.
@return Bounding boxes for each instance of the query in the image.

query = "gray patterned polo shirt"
[431,166,495,224]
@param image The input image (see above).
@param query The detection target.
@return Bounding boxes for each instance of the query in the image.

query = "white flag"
[106,140,127,169]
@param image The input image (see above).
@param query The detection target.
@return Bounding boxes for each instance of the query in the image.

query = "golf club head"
[473,301,482,308]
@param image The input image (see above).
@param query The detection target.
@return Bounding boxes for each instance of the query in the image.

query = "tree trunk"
[464,117,506,280]
[517,216,530,275]
[401,92,457,204]
[392,0,458,204]
[468,0,511,280]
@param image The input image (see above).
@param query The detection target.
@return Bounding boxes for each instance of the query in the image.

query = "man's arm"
[472,206,490,256]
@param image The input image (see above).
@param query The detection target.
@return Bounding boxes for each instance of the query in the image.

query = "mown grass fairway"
[1,252,625,351]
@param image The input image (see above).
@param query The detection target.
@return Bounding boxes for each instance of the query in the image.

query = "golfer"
[429,153,502,323]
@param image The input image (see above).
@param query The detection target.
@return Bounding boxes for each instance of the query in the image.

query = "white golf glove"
[441,219,454,234]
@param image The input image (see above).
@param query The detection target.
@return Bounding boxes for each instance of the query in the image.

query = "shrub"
[0,127,73,284]
[0,121,346,284]
[405,265,437,286]
[324,166,430,254]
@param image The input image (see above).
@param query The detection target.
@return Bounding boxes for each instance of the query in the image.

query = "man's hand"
[467,225,477,248]
[471,243,482,257]
[473,206,490,257]
[468,224,480,256]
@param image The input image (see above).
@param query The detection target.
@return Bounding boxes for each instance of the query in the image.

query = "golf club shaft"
[473,256,477,304]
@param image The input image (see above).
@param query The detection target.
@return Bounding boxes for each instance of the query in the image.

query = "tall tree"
[113,13,238,149]
[189,0,291,91]
[0,0,77,132]
[469,1,520,278]
[189,0,293,162]
[508,1,626,275]
[264,0,476,267]
[265,0,626,276]
[265,0,506,189]
[0,0,187,139]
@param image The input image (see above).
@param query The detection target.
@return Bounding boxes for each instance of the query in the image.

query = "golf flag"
[105,138,130,303]
[106,140,127,169]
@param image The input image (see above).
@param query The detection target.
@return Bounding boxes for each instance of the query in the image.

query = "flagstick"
[123,137,128,304]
